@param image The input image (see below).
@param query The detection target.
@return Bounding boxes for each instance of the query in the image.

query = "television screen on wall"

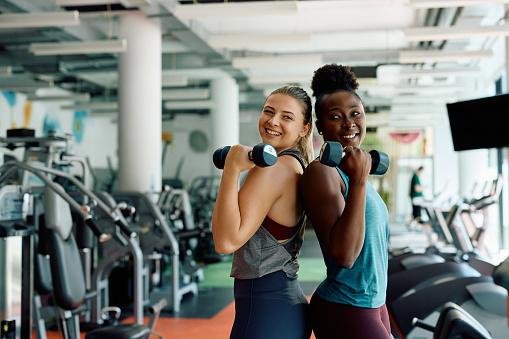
[446,93,509,151]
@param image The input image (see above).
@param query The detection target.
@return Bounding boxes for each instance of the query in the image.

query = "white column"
[118,13,161,192]
[210,76,239,173]
[433,122,458,198]
[507,10,509,93]
[502,17,509,248]
[457,149,490,198]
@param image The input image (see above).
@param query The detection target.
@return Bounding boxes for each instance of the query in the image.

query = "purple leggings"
[310,293,392,339]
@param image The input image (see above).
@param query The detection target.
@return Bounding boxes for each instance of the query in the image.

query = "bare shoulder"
[303,160,333,180]
[246,157,294,185]
[277,153,304,174]
[302,160,343,195]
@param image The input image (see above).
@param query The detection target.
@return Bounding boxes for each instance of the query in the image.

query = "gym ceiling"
[0,0,505,126]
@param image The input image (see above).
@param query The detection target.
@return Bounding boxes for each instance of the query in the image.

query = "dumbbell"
[319,141,389,175]
[213,143,278,169]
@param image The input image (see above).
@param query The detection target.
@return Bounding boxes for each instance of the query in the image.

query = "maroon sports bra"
[263,216,300,240]
[261,149,305,240]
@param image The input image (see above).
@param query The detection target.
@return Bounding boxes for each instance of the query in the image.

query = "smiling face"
[316,90,366,148]
[258,93,310,152]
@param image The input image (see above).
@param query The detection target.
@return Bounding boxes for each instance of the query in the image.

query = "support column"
[457,149,490,198]
[118,13,161,193]
[502,20,509,249]
[210,76,239,174]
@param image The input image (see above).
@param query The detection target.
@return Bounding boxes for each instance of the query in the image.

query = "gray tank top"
[230,149,306,279]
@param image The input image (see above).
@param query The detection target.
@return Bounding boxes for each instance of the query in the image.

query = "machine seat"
[85,324,151,339]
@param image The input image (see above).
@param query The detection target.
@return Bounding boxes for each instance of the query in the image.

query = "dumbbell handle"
[213,143,277,169]
[247,150,258,162]
[319,141,389,175]
[368,150,389,175]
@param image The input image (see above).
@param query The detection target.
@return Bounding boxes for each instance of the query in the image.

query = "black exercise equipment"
[388,275,505,338]
[412,302,492,339]
[493,256,509,290]
[0,221,34,339]
[389,176,503,277]
[42,185,166,339]
[386,262,481,304]
[319,141,389,175]
[213,143,278,169]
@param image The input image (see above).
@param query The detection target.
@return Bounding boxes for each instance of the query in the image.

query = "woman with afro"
[300,64,391,339]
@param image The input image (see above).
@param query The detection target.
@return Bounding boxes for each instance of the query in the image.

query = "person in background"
[211,85,313,339]
[410,165,425,226]
[300,64,391,339]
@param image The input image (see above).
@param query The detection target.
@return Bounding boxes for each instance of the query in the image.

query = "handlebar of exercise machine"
[0,160,146,325]
[0,160,136,241]
[0,161,112,242]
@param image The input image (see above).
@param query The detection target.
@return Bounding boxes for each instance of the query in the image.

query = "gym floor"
[45,226,425,338]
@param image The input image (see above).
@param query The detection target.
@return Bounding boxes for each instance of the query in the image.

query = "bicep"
[301,166,345,249]
[237,167,285,240]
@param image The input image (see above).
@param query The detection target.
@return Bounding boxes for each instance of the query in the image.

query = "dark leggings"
[310,293,391,339]
[230,270,311,339]
[412,204,422,220]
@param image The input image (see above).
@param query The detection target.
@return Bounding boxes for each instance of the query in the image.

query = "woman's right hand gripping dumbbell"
[225,145,258,172]
[339,145,372,185]
[213,143,277,171]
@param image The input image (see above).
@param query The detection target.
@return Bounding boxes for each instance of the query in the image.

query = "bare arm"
[211,146,294,254]
[301,148,370,268]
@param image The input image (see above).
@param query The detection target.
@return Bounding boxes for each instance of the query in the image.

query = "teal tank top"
[315,168,389,308]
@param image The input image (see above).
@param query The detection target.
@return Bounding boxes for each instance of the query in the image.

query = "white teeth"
[266,128,281,136]
[343,134,356,139]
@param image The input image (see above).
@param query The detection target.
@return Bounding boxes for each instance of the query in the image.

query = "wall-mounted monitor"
[446,93,509,151]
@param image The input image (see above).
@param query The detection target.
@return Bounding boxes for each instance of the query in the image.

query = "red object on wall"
[389,131,421,144]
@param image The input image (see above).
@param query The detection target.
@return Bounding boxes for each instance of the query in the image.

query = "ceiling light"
[377,64,481,84]
[388,115,443,128]
[0,11,79,29]
[164,68,230,81]
[409,0,509,8]
[30,39,127,56]
[394,85,467,95]
[163,100,214,110]
[249,74,311,86]
[174,2,297,19]
[161,74,189,87]
[161,88,210,101]
[400,67,481,77]
[297,0,412,10]
[0,66,12,76]
[27,93,90,102]
[55,0,119,5]
[162,39,191,54]
[208,34,311,49]
[398,49,493,63]
[365,113,389,128]
[232,54,323,69]
[76,71,188,89]
[0,75,51,91]
[365,84,469,97]
[404,24,509,42]
[61,101,117,111]
[392,96,459,105]
[119,0,151,7]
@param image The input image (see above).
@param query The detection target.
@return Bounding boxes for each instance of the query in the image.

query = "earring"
[318,131,323,135]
